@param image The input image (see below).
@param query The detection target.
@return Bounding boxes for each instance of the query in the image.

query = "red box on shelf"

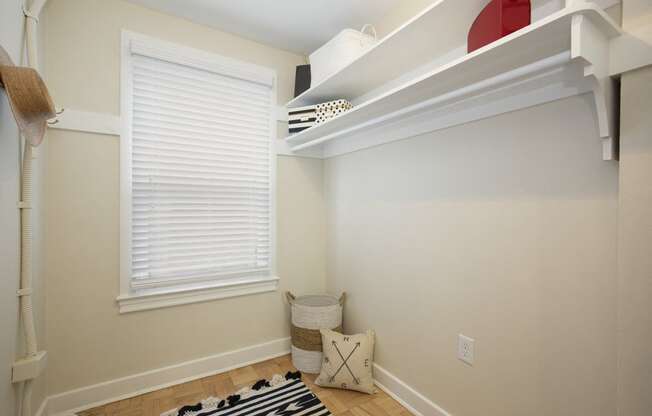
[468,0,531,53]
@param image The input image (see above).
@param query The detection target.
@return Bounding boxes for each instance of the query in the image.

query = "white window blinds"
[123,35,276,293]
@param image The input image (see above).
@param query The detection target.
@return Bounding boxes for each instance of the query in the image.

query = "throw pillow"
[315,329,375,394]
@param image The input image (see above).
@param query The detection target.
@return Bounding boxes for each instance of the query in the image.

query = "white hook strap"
[17,201,32,210]
[17,288,33,297]
[360,24,377,41]
[22,5,40,23]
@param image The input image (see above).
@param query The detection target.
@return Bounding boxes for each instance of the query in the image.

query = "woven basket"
[286,292,345,374]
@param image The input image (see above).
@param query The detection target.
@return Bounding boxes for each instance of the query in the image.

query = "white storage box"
[315,99,353,124]
[309,26,377,87]
[288,106,317,134]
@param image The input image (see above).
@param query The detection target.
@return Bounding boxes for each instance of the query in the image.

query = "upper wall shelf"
[282,3,622,160]
[287,0,489,108]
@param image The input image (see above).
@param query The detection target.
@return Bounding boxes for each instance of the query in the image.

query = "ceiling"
[126,0,403,55]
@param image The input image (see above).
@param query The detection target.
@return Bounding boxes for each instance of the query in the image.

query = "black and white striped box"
[288,104,317,134]
[288,99,353,134]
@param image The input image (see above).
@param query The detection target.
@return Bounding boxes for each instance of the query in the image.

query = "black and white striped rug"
[162,372,331,416]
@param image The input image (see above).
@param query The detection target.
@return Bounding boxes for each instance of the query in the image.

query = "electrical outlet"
[458,334,474,365]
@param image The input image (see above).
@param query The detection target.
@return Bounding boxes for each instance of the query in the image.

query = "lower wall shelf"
[283,4,621,160]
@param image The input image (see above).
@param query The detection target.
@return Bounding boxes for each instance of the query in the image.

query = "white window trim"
[118,30,278,313]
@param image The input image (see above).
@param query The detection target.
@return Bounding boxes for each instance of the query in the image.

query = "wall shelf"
[282,4,622,160]
[287,0,490,108]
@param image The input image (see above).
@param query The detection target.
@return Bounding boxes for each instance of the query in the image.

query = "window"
[118,32,277,313]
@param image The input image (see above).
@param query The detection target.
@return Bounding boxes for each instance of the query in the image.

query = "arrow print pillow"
[315,329,376,394]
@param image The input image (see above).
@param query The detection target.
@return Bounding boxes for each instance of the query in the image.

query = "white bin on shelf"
[309,25,377,87]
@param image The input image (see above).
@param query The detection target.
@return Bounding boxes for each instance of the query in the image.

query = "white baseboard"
[47,337,292,416]
[374,364,451,416]
[34,397,49,416]
[43,337,449,416]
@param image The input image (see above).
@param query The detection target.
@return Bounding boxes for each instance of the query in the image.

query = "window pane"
[127,46,273,290]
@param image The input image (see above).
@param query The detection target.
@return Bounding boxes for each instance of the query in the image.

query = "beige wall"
[325,95,619,416]
[37,1,651,415]
[375,0,433,38]
[617,3,652,416]
[617,65,652,416]
[43,0,325,394]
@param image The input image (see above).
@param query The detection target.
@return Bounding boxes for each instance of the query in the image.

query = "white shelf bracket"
[571,13,619,161]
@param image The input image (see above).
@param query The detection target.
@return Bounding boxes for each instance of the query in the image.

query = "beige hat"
[0,44,55,146]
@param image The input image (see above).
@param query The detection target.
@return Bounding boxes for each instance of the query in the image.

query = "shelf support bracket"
[571,13,619,161]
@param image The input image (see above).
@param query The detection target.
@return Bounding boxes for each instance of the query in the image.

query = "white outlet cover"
[458,334,474,365]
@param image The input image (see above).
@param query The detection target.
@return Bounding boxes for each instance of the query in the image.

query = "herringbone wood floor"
[77,354,411,416]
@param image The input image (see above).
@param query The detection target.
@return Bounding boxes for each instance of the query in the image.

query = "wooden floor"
[78,354,411,416]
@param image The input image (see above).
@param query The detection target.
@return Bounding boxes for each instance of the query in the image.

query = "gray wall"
[0,1,27,413]
[325,95,620,416]
[1,1,49,414]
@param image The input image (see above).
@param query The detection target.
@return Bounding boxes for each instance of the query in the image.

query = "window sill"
[116,276,280,314]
